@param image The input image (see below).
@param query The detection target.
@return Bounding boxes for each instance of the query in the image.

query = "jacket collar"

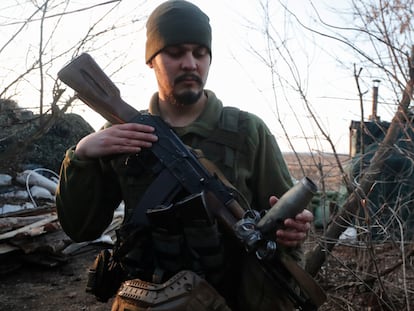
[148,90,223,137]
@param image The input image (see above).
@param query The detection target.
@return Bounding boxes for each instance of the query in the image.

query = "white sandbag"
[30,186,55,201]
[0,203,35,215]
[0,174,12,186]
[0,190,29,199]
[16,170,58,194]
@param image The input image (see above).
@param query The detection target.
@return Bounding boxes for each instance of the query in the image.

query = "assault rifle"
[57,53,326,310]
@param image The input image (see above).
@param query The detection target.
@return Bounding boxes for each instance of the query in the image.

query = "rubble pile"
[0,101,95,173]
[0,169,68,272]
[0,103,122,274]
[0,170,123,274]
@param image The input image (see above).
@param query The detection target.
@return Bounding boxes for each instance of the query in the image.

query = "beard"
[172,90,203,106]
[170,74,204,106]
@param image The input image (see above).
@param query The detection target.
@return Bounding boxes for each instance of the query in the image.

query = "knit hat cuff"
[145,1,212,63]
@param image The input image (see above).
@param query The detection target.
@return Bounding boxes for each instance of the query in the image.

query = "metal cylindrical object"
[256,177,317,234]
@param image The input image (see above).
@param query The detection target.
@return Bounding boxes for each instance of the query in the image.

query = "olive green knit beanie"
[145,0,212,63]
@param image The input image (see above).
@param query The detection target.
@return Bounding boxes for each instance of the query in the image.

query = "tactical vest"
[115,106,248,292]
[191,106,248,186]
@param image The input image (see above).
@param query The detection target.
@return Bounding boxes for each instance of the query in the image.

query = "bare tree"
[248,0,414,309]
[0,0,147,167]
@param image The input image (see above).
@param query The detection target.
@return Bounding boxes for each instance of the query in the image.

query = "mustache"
[174,74,202,85]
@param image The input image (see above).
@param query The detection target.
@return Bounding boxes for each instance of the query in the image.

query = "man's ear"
[147,59,154,68]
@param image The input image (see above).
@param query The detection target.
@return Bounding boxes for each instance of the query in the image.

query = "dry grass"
[285,153,414,310]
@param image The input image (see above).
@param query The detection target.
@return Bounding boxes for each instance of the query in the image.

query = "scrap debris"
[0,169,123,273]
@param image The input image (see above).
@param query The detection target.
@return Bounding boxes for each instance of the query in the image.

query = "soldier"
[56,1,314,310]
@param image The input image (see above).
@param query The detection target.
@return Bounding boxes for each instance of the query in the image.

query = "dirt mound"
[0,99,94,174]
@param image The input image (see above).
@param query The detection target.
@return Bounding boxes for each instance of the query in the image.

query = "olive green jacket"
[56,90,297,310]
[56,90,293,241]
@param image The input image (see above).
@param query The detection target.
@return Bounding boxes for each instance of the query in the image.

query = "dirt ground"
[0,245,114,311]
[1,153,413,310]
[1,239,412,311]
[315,241,414,311]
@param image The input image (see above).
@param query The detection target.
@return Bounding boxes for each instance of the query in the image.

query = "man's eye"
[194,48,208,57]
[166,49,182,58]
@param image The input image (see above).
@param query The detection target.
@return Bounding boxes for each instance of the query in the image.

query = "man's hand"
[268,196,314,248]
[74,123,158,160]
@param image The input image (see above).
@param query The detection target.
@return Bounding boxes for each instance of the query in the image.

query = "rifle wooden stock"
[58,53,139,124]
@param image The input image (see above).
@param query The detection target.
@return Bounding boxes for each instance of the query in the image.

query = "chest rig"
[114,107,248,288]
[189,106,248,185]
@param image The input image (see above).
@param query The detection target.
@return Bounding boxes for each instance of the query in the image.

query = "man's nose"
[181,52,197,71]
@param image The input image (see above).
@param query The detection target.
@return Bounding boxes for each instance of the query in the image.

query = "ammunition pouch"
[111,270,231,311]
[146,192,225,285]
[86,249,126,302]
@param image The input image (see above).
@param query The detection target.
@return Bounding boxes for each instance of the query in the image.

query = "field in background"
[284,152,351,191]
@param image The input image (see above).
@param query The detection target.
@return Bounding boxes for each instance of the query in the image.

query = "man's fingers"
[295,209,314,223]
[276,229,306,247]
[284,218,311,233]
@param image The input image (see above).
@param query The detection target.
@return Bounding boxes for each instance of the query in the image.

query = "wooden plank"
[0,213,55,233]
[0,214,57,240]
[0,243,19,255]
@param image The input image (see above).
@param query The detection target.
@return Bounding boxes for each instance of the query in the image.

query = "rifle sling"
[278,254,327,308]
[128,148,236,228]
[197,151,326,308]
[129,167,183,226]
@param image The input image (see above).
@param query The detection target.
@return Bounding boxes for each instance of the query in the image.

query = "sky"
[0,0,397,155]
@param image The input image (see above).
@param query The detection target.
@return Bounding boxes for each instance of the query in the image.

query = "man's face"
[149,44,211,106]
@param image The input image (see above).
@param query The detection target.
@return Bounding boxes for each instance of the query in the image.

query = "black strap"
[129,168,183,226]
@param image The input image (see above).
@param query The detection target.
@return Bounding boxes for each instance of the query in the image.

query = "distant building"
[349,120,390,157]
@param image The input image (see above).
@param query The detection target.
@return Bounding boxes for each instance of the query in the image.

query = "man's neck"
[158,92,207,127]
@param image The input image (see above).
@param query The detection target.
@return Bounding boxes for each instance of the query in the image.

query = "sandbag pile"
[0,169,123,273]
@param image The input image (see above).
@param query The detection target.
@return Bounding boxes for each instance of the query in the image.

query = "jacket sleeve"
[247,115,293,210]
[248,116,305,262]
[56,147,122,242]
